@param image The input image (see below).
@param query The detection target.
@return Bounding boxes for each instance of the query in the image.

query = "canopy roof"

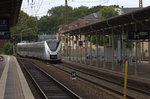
[64,6,150,35]
[0,0,22,27]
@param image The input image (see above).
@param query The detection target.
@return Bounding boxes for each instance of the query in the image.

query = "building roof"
[115,7,140,15]
[63,6,150,35]
[38,35,56,40]
[81,12,101,19]
[81,8,139,19]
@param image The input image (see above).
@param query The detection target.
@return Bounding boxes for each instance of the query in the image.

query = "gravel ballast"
[22,58,122,99]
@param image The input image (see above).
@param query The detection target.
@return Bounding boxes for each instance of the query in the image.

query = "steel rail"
[18,59,82,99]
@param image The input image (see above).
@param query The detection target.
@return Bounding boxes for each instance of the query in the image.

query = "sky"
[21,0,150,18]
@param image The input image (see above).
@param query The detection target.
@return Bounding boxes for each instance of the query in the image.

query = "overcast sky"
[21,0,150,18]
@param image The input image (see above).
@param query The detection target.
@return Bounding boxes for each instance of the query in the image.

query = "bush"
[0,48,4,54]
[3,42,13,55]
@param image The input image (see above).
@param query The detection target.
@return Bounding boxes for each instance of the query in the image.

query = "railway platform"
[0,55,34,99]
[62,56,150,80]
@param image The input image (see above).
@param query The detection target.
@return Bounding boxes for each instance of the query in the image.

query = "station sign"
[0,32,10,39]
[0,18,9,31]
[128,30,149,40]
[79,41,83,46]
[0,18,10,39]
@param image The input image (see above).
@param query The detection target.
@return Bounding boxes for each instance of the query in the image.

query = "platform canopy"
[63,6,150,35]
[0,0,22,27]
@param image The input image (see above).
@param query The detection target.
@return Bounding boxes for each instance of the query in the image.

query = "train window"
[47,40,59,51]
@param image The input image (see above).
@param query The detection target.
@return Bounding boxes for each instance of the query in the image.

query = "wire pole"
[139,0,143,8]
[65,0,68,25]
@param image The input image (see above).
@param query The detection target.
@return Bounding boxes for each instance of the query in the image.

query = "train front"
[46,39,61,62]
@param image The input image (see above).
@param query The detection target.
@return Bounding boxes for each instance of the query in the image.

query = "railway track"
[51,63,150,99]
[18,59,81,99]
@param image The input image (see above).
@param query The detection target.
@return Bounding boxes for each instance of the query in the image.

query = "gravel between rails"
[17,58,44,99]
[20,57,122,99]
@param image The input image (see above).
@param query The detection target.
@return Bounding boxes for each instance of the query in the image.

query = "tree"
[92,6,118,47]
[38,6,98,34]
[38,5,119,35]
[10,11,38,43]
[100,6,118,21]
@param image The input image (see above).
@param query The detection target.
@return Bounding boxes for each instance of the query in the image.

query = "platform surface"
[0,55,34,99]
[63,57,150,80]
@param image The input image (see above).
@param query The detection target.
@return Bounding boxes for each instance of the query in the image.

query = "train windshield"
[47,40,59,51]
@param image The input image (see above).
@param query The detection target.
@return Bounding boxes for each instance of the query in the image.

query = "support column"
[112,29,114,70]
[103,30,106,68]
[141,41,144,62]
[90,35,92,66]
[69,34,71,61]
[96,32,98,67]
[135,24,138,75]
[85,34,87,64]
[76,35,78,62]
[72,36,74,61]
[117,34,122,65]
[139,41,141,63]
[122,27,125,72]
[65,34,67,57]
[149,34,150,63]
[130,42,133,65]
[80,33,82,64]
[67,34,69,59]
[135,41,138,74]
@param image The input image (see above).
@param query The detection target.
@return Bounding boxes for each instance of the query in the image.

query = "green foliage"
[100,6,118,21]
[92,6,118,47]
[92,35,103,46]
[0,48,4,54]
[3,42,13,55]
[38,5,119,35]
[92,34,119,48]
[38,5,106,34]
[10,11,38,43]
[126,41,134,48]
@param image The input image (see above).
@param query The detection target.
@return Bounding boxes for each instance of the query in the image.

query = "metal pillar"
[149,34,150,63]
[112,29,114,70]
[69,34,71,61]
[80,33,82,64]
[103,30,106,68]
[135,41,138,74]
[130,42,133,65]
[141,41,144,62]
[122,27,125,72]
[90,35,92,66]
[85,34,87,64]
[135,24,138,75]
[76,35,78,62]
[117,35,122,65]
[65,34,67,57]
[139,41,141,63]
[67,34,69,59]
[72,36,74,61]
[96,32,98,67]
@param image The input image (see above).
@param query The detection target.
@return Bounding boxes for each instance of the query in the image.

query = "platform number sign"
[0,18,10,39]
[128,30,149,40]
[71,72,76,80]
